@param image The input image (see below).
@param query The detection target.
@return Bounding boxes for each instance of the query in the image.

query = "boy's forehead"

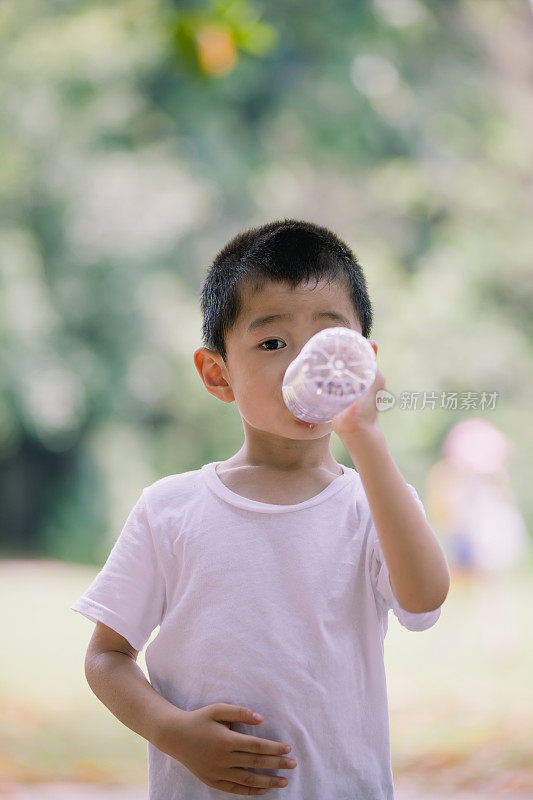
[240,278,356,321]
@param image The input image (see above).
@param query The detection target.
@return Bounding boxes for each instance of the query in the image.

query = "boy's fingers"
[229,733,290,756]
[211,704,262,725]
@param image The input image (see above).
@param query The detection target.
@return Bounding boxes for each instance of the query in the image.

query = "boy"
[71,219,450,799]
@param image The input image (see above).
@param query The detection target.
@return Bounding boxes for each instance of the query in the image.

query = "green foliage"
[169,0,278,79]
[0,0,531,558]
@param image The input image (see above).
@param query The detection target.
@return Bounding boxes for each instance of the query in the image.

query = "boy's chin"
[287,410,326,431]
[292,418,317,430]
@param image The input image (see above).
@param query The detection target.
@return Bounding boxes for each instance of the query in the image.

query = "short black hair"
[198,218,373,363]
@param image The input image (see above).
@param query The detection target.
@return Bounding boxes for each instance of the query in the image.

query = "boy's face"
[194,277,376,466]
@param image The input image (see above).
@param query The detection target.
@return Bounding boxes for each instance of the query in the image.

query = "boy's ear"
[193,347,235,404]
[369,339,378,356]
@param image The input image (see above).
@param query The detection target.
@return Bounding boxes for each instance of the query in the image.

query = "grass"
[1,556,532,793]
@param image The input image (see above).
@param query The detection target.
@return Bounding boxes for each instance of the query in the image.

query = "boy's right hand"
[158,702,297,795]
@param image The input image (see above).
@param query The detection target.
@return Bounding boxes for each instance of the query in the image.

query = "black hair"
[198,218,373,363]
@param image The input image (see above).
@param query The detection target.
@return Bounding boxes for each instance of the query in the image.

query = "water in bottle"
[282,327,377,425]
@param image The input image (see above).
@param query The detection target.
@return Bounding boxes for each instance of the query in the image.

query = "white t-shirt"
[71,460,442,800]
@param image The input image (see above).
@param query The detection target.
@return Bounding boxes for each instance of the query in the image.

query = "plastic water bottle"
[282,327,377,425]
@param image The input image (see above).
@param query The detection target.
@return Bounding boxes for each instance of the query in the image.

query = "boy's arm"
[84,634,187,752]
[344,424,450,613]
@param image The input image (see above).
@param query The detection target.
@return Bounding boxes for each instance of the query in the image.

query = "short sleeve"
[70,489,166,652]
[370,483,442,632]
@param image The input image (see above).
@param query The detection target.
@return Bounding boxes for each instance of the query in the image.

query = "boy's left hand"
[331,367,386,440]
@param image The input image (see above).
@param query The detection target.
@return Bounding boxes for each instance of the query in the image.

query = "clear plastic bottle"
[282,327,377,424]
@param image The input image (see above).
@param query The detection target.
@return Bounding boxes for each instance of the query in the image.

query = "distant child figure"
[426,418,529,661]
[71,219,450,799]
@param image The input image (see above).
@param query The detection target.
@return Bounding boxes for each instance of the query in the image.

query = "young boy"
[71,219,450,799]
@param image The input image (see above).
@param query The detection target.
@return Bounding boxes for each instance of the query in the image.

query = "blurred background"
[1,0,532,797]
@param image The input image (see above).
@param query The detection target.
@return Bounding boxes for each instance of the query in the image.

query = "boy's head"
[194,219,376,450]
[198,219,373,364]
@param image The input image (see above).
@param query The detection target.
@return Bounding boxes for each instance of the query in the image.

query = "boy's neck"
[222,445,342,475]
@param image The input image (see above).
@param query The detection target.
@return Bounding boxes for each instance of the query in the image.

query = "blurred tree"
[0,0,531,560]
[170,0,278,78]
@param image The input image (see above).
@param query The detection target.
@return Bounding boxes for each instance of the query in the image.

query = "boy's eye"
[259,338,285,351]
